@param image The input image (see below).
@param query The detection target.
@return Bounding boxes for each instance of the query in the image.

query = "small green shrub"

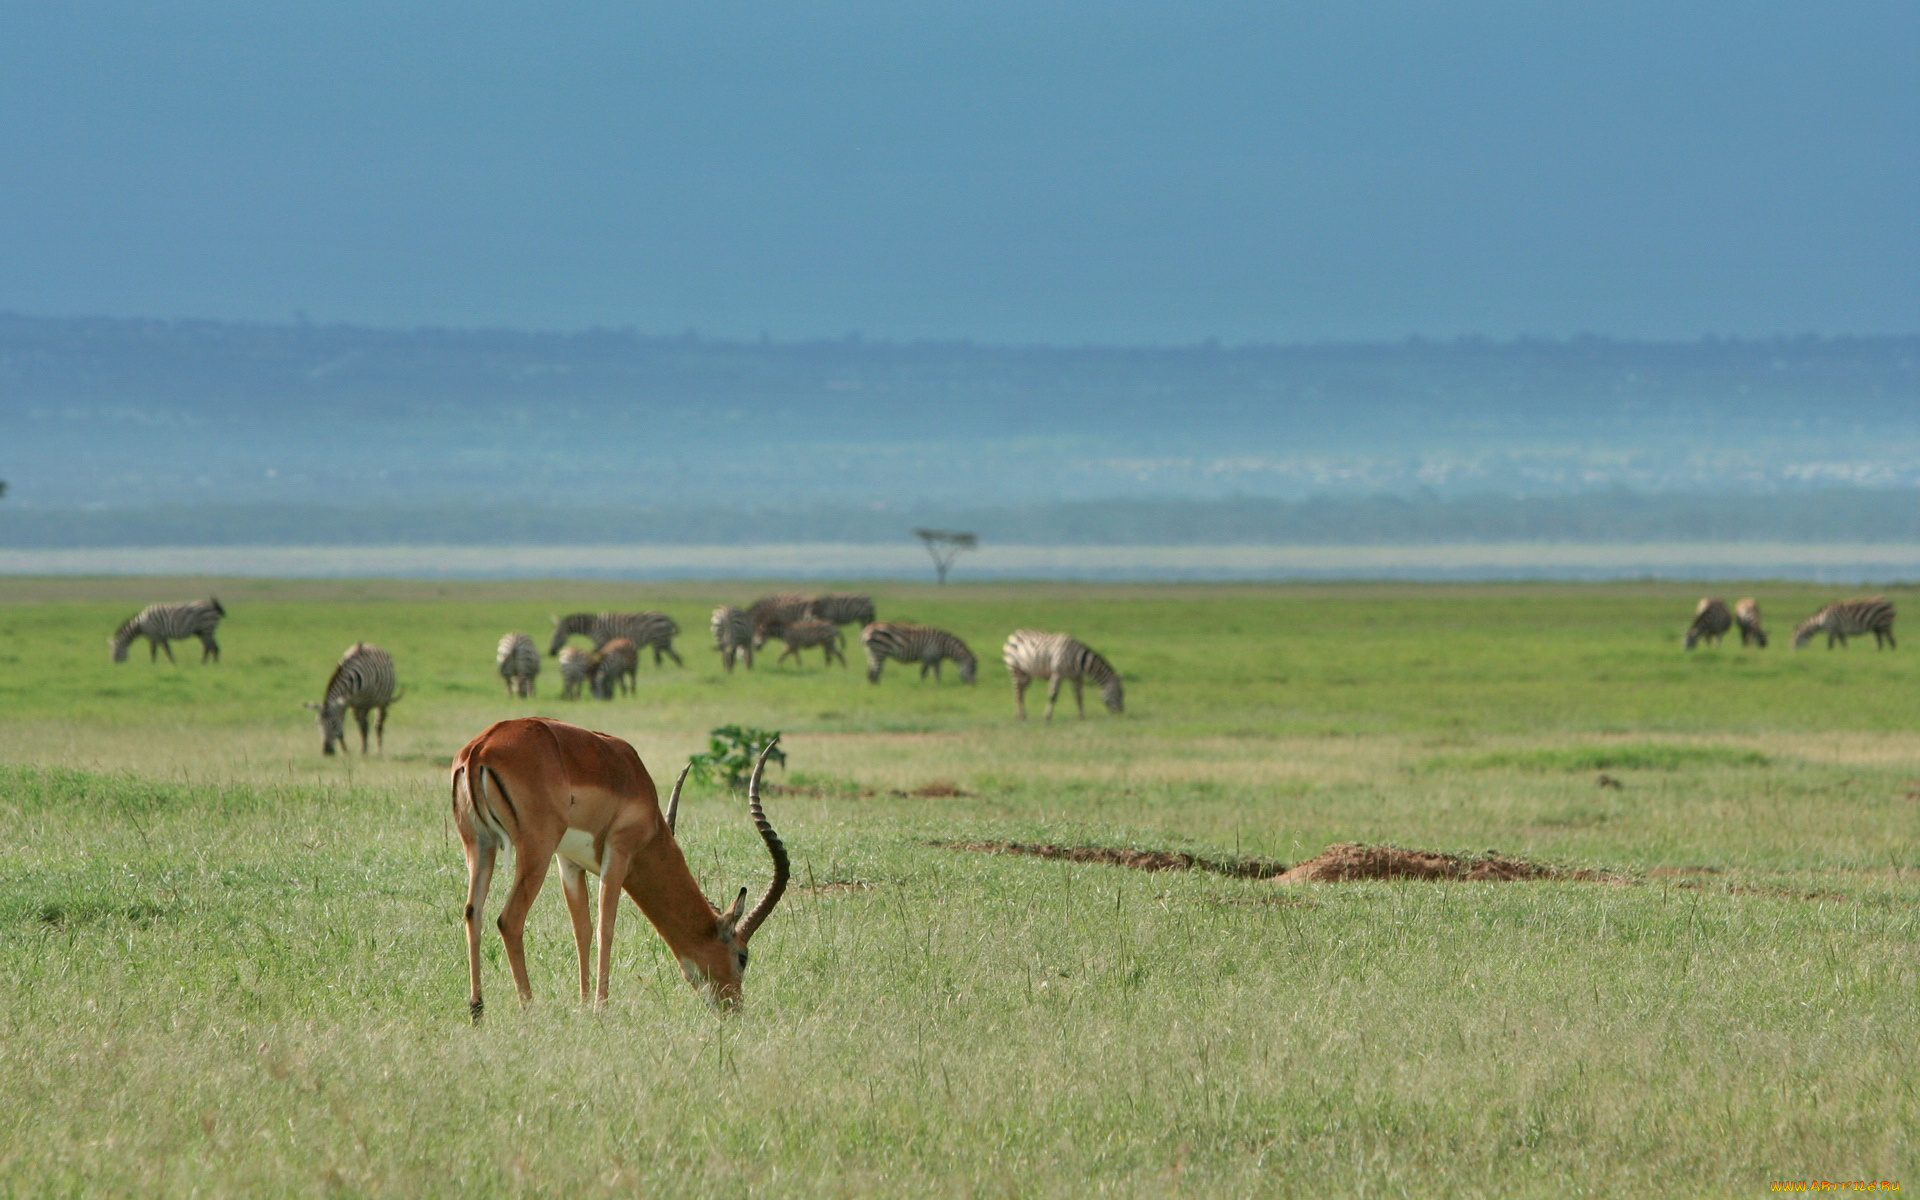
[687,724,784,788]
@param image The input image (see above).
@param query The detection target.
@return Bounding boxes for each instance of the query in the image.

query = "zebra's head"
[305,699,349,755]
[1100,676,1125,714]
[956,650,978,684]
[1790,616,1823,649]
[109,618,138,663]
[547,615,581,657]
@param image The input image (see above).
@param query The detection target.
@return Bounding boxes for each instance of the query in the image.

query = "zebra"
[807,593,877,628]
[548,611,683,667]
[748,593,813,645]
[775,618,847,668]
[588,637,639,699]
[1002,630,1123,720]
[557,646,592,700]
[1792,598,1897,650]
[860,622,976,684]
[110,598,226,663]
[306,643,399,756]
[496,632,540,697]
[1734,598,1768,648]
[711,605,755,673]
[1684,598,1733,650]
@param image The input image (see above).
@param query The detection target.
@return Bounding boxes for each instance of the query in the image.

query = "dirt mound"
[936,840,1286,879]
[894,780,971,798]
[1270,842,1617,884]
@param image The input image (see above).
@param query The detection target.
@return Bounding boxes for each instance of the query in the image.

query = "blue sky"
[2,2,1914,343]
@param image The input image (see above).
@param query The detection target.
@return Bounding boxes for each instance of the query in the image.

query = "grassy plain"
[0,577,1914,1197]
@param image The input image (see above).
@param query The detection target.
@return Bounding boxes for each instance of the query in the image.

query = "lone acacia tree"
[913,528,977,584]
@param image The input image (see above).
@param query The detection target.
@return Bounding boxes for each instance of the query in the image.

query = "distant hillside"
[3,314,1917,512]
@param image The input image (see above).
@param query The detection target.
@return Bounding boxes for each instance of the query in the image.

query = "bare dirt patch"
[935,840,1287,880]
[893,780,972,799]
[1270,842,1625,884]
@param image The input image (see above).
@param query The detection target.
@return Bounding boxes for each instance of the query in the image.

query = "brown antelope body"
[451,718,787,1019]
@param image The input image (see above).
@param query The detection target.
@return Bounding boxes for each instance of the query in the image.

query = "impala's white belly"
[556,829,600,874]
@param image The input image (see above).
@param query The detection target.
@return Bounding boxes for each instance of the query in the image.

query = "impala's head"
[666,741,789,1009]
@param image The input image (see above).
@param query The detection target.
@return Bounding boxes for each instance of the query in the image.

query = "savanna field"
[0,577,1914,1197]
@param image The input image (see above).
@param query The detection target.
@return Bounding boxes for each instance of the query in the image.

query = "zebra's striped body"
[710,605,755,673]
[549,611,683,667]
[309,643,398,756]
[1002,630,1123,720]
[589,638,639,699]
[1735,598,1767,648]
[496,633,540,697]
[807,593,877,628]
[557,646,591,700]
[860,622,976,684]
[1792,598,1897,650]
[748,593,812,645]
[1684,598,1733,650]
[110,598,226,663]
[775,618,847,668]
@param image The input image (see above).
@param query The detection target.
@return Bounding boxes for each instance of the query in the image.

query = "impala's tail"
[455,758,520,849]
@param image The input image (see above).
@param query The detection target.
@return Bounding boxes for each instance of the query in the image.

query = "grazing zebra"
[775,618,848,668]
[589,637,639,699]
[110,598,226,663]
[711,605,755,673]
[807,593,877,628]
[1002,630,1124,720]
[747,593,812,645]
[1735,598,1768,648]
[860,622,976,684]
[548,611,683,667]
[1684,597,1733,650]
[496,632,540,697]
[557,646,591,700]
[306,643,399,756]
[1792,598,1897,650]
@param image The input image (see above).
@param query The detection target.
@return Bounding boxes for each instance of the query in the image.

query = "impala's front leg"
[463,839,497,1022]
[593,839,638,1005]
[560,861,595,1004]
[495,848,555,1004]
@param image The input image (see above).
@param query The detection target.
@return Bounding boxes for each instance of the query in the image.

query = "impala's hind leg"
[495,847,554,1004]
[560,861,595,1004]
[460,813,498,1023]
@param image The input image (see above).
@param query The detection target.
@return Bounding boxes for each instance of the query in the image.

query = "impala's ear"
[720,886,748,926]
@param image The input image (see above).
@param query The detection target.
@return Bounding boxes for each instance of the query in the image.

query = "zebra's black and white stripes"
[860,622,976,684]
[557,646,591,700]
[308,642,399,756]
[807,594,877,628]
[748,593,813,644]
[1685,598,1733,650]
[1735,598,1767,648]
[110,598,226,663]
[1002,630,1123,719]
[1792,598,1897,650]
[496,633,539,697]
[711,605,755,672]
[549,611,683,667]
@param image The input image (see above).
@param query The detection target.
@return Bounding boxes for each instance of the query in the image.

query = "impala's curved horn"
[664,760,692,833]
[737,735,788,943]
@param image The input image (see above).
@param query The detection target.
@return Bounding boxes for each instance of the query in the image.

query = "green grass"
[0,578,1914,1197]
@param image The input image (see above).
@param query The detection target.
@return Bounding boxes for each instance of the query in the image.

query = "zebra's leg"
[200,634,219,662]
[559,860,595,1004]
[1072,677,1086,718]
[1012,672,1030,719]
[933,660,943,681]
[355,707,372,753]
[664,643,683,667]
[1044,674,1064,721]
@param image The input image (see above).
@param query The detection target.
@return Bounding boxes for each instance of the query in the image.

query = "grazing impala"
[451,718,787,1019]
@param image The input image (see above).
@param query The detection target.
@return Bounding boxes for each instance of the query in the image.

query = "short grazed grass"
[0,579,1914,1196]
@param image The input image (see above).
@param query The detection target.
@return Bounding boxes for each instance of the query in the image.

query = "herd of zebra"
[104,593,1126,756]
[1684,596,1898,651]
